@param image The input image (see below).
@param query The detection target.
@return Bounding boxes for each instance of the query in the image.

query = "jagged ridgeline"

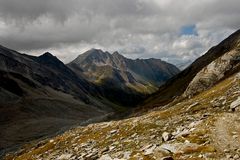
[68,49,179,106]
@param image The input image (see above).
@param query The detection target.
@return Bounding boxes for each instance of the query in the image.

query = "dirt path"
[211,113,240,157]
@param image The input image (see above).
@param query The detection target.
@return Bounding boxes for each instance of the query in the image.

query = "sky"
[0,0,240,65]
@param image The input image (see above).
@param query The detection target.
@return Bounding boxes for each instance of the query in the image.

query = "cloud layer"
[0,0,239,64]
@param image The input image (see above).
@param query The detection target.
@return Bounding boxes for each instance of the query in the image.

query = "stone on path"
[57,154,73,160]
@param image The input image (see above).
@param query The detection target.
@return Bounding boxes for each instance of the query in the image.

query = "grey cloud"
[0,0,78,23]
[0,0,240,64]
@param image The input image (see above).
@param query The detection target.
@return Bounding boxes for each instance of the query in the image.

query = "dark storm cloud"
[0,0,160,50]
[0,0,78,22]
[0,0,240,64]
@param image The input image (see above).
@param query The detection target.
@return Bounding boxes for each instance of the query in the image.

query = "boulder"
[110,129,118,134]
[98,154,113,160]
[144,144,157,155]
[162,132,172,141]
[230,97,240,110]
[174,129,190,138]
[57,154,73,160]
[187,102,199,111]
[158,144,177,153]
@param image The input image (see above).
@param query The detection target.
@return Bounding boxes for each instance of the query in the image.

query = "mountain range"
[0,45,110,154]
[0,45,179,155]
[68,49,179,105]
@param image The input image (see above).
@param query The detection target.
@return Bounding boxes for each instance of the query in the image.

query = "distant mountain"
[176,60,193,70]
[143,29,240,108]
[68,49,179,105]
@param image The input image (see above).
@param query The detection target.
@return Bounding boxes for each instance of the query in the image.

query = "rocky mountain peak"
[112,51,124,58]
[41,52,54,57]
[72,48,112,65]
[87,48,105,56]
[36,52,64,67]
[86,48,110,56]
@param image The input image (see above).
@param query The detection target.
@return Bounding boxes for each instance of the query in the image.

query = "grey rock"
[162,132,172,141]
[143,144,156,155]
[174,129,190,138]
[187,102,199,110]
[109,146,115,151]
[141,144,153,151]
[110,130,118,134]
[100,147,109,154]
[57,154,73,160]
[233,135,238,139]
[234,154,240,159]
[131,133,138,138]
[158,144,177,154]
[98,154,112,160]
[150,135,156,139]
[236,72,240,80]
[230,97,240,109]
[123,151,132,159]
[226,154,233,159]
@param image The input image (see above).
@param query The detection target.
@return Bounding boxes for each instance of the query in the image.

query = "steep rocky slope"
[5,64,240,160]
[143,29,240,108]
[68,49,179,106]
[183,48,240,98]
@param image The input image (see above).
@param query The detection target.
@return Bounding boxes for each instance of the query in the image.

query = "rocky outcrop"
[183,49,240,97]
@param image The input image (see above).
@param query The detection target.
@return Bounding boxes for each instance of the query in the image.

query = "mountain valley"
[0,45,179,157]
[1,0,240,159]
[2,29,240,160]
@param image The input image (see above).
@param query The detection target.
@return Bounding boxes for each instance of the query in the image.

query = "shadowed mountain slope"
[0,45,118,155]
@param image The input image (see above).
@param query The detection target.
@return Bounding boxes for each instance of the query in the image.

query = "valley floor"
[4,73,240,160]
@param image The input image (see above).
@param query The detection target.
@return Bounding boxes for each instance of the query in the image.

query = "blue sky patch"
[180,25,198,36]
